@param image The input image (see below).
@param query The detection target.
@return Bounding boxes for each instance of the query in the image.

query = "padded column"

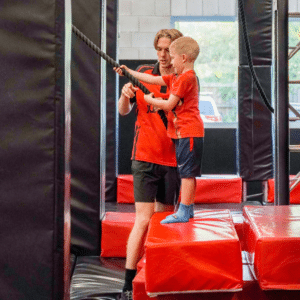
[238,66,273,180]
[106,0,118,203]
[238,0,273,182]
[0,1,67,299]
[71,0,102,255]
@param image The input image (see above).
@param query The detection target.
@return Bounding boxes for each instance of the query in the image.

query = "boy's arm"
[114,65,166,86]
[144,93,180,111]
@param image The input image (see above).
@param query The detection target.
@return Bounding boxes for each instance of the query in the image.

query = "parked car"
[289,102,300,122]
[199,94,222,122]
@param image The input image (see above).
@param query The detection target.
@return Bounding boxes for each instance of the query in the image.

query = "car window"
[199,100,215,115]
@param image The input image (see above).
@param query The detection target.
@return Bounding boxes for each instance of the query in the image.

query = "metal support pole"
[63,0,72,298]
[100,0,107,220]
[274,0,290,205]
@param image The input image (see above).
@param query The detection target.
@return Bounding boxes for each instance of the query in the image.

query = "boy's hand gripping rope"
[72,25,168,128]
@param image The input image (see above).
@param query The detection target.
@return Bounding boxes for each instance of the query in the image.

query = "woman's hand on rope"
[114,65,129,76]
[122,83,138,99]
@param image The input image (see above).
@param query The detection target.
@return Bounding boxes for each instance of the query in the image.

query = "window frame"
[171,16,239,129]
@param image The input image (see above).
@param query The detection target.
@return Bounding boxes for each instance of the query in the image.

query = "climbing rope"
[72,24,168,128]
[238,0,274,113]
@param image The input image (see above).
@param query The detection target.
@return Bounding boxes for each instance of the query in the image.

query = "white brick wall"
[203,0,219,16]
[118,0,300,60]
[155,0,171,16]
[171,0,187,16]
[219,1,236,16]
[132,0,156,16]
[119,0,171,59]
[289,0,300,12]
[187,0,203,16]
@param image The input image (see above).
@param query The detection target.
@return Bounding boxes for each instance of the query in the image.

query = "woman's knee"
[134,214,152,230]
[134,202,155,228]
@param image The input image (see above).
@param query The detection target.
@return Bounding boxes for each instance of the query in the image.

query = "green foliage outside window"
[175,21,239,123]
[289,20,300,104]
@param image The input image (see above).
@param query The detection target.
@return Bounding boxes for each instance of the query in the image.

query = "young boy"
[115,36,204,224]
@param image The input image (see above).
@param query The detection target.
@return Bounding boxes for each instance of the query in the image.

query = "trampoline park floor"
[70,201,267,300]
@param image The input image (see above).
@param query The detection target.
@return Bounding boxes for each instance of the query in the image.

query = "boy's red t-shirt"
[130,64,177,167]
[162,70,204,139]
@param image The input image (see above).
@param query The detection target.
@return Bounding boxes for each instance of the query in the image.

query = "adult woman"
[117,29,183,300]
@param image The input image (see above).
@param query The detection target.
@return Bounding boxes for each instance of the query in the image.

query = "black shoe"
[117,290,133,300]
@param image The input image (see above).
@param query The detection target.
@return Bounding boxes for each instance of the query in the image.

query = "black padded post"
[238,0,273,183]
[71,0,102,255]
[0,1,69,299]
[106,0,118,203]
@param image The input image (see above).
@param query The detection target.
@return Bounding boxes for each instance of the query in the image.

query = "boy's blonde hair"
[170,36,200,62]
[154,29,183,50]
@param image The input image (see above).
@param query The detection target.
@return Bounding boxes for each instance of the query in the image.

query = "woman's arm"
[118,83,138,115]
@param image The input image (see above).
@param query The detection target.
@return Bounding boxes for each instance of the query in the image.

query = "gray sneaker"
[117,290,133,300]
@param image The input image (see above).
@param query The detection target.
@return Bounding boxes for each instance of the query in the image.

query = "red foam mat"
[117,174,242,203]
[231,212,244,250]
[134,263,300,300]
[133,265,239,300]
[117,175,134,204]
[243,205,300,290]
[101,212,135,257]
[194,175,242,203]
[144,210,243,296]
[267,177,300,203]
[100,211,244,257]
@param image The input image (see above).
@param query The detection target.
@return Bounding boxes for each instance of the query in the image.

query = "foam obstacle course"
[2,0,300,299]
[101,205,300,300]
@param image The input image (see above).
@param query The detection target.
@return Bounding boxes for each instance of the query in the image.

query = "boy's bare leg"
[180,178,196,206]
[161,178,196,224]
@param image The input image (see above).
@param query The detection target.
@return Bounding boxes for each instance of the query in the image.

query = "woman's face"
[156,37,172,69]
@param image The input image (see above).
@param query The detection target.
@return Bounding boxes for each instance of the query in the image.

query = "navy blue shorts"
[131,160,181,204]
[173,137,204,178]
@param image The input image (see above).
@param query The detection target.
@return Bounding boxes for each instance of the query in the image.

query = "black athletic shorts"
[173,137,204,178]
[131,160,180,204]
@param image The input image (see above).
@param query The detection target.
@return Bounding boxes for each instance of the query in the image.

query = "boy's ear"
[182,53,188,62]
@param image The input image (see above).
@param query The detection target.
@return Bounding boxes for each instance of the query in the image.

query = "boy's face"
[170,46,184,75]
[156,37,172,69]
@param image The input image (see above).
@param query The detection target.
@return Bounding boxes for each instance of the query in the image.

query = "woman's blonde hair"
[153,29,183,50]
[170,36,200,62]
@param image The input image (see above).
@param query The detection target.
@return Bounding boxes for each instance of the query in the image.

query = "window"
[289,18,300,125]
[173,17,239,124]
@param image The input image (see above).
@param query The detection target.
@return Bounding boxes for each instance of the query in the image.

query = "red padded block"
[117,174,134,203]
[195,175,242,203]
[101,212,135,257]
[137,255,146,273]
[134,266,238,300]
[133,267,155,300]
[243,206,300,290]
[144,210,243,296]
[231,212,244,250]
[117,174,242,204]
[267,176,300,203]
